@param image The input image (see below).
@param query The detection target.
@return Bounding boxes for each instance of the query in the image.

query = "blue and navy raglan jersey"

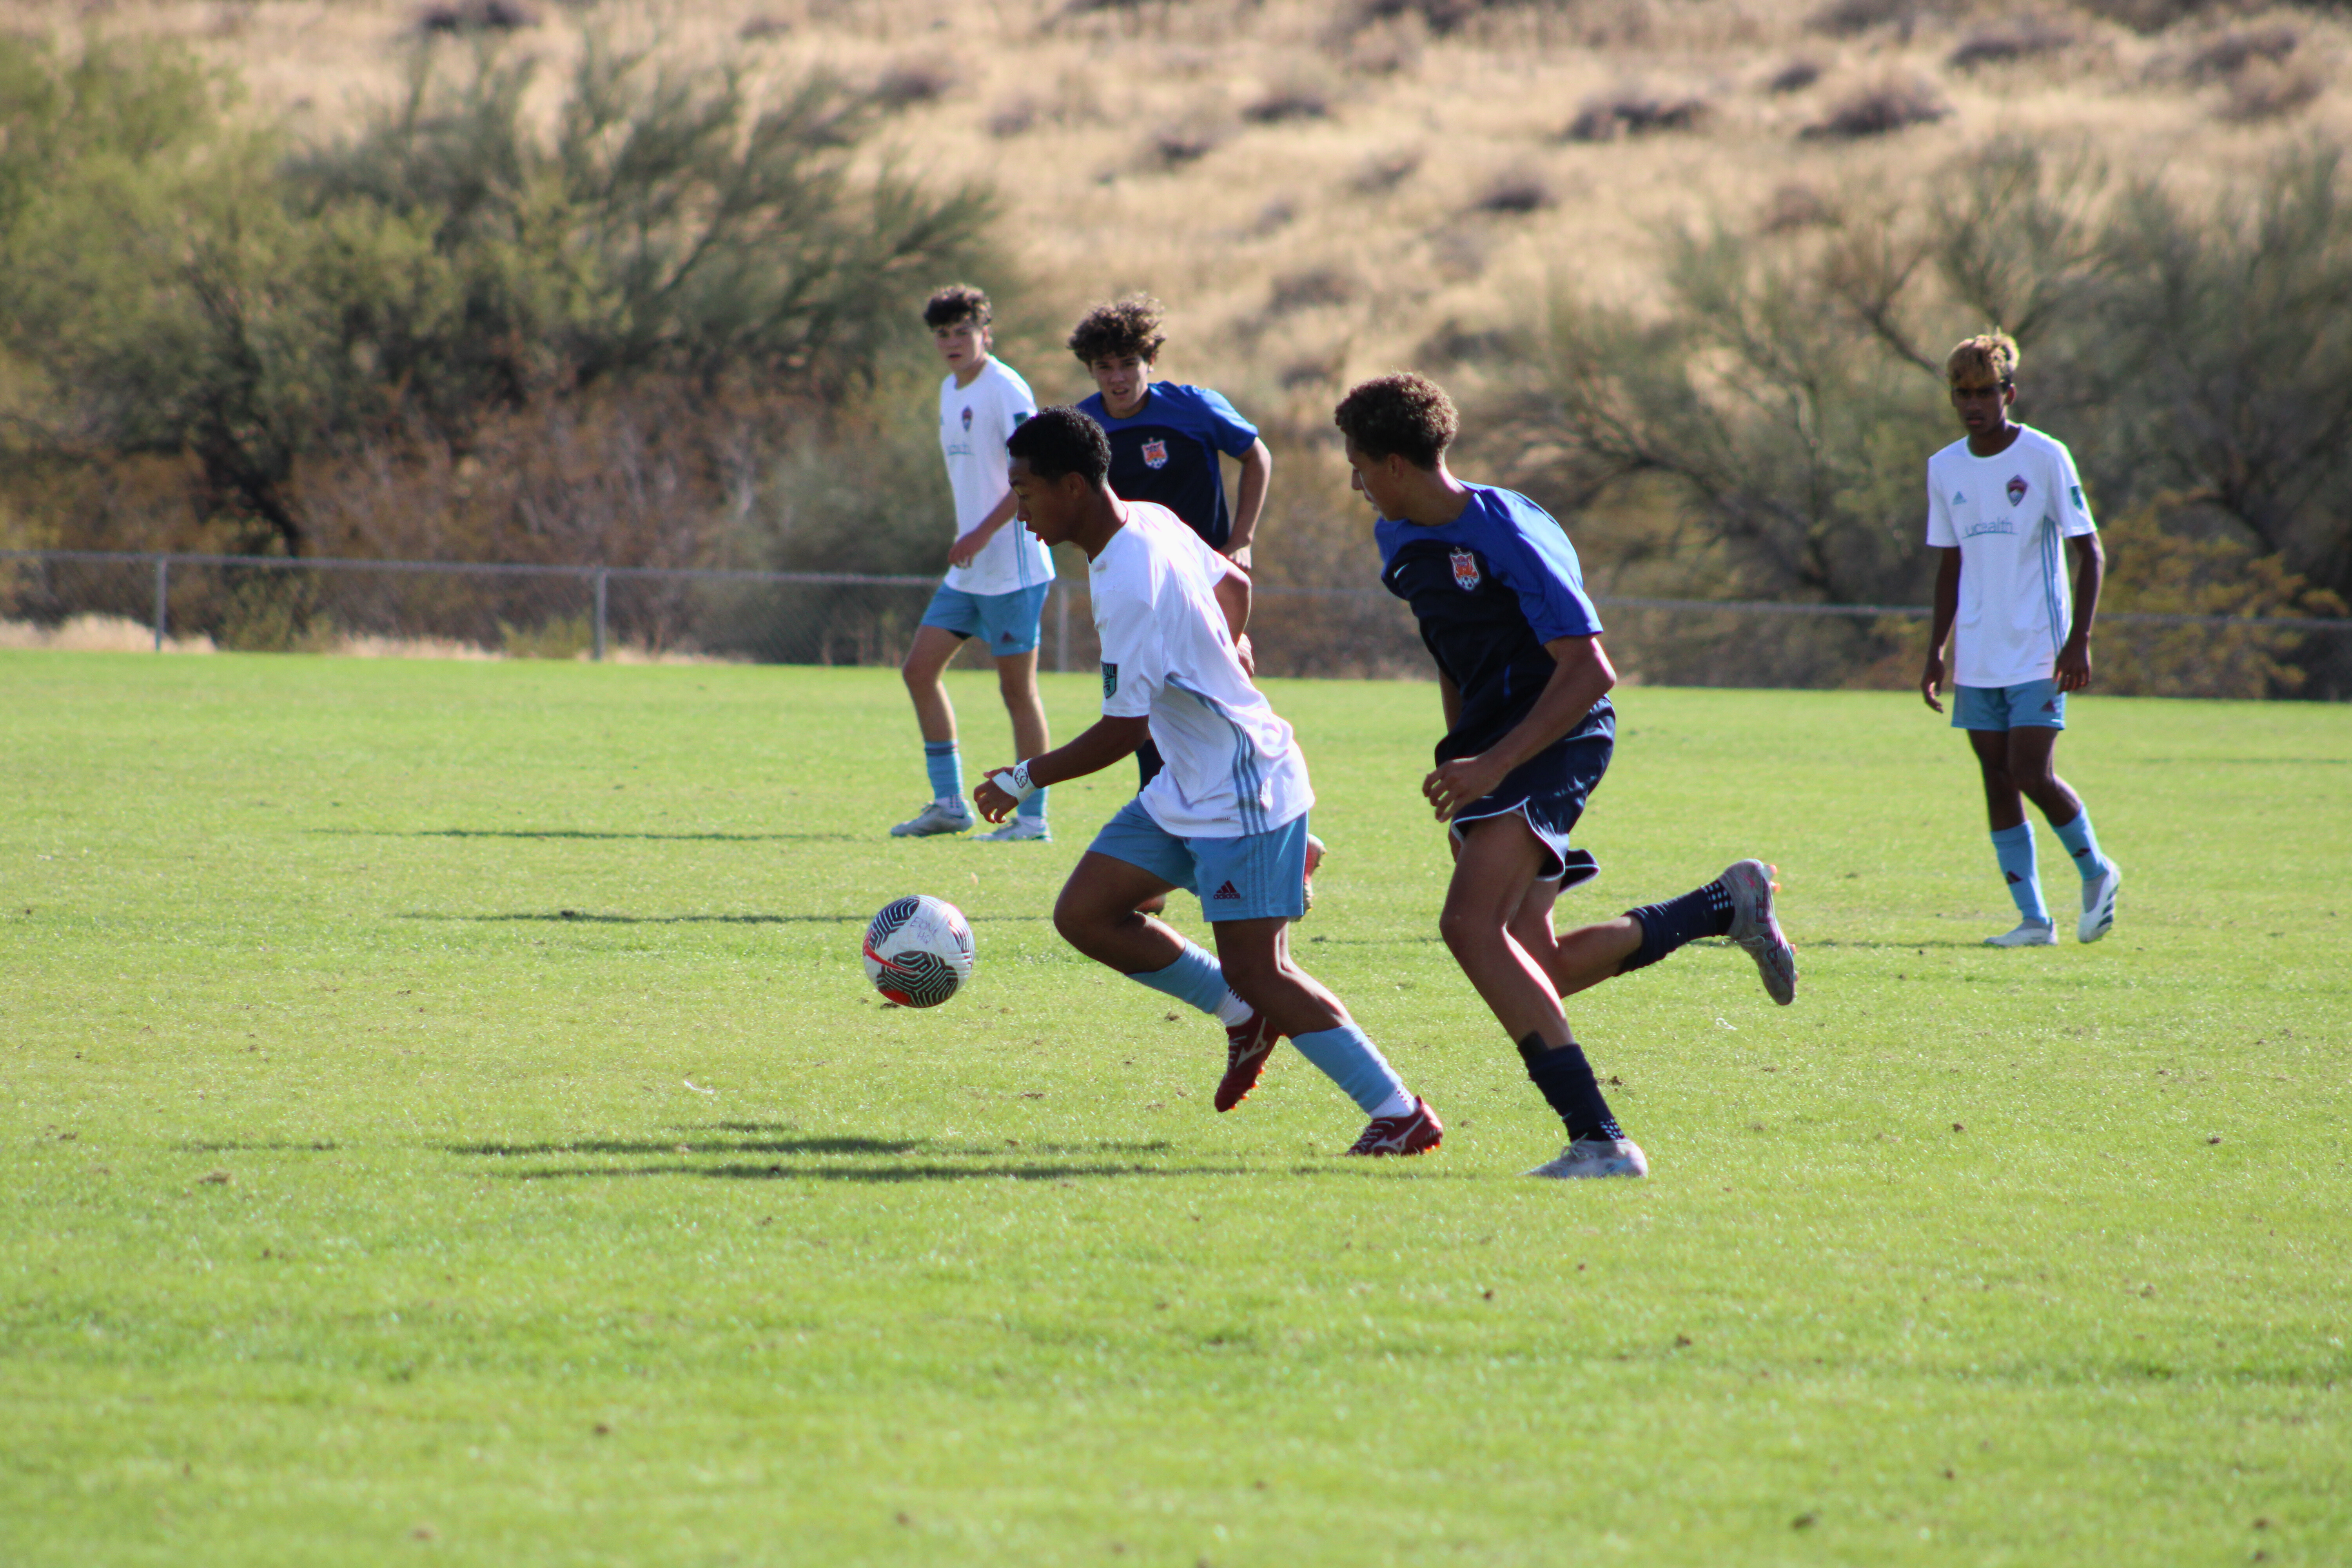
[1377,485,1612,763]
[1076,383,1259,552]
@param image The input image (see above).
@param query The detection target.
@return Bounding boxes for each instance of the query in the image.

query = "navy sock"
[1518,1032,1624,1143]
[1618,880,1736,973]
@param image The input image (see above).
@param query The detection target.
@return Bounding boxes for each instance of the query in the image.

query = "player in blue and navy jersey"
[1337,373,1800,1181]
[1068,295,1325,915]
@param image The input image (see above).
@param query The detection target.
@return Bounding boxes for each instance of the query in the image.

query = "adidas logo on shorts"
[1210,881,1241,900]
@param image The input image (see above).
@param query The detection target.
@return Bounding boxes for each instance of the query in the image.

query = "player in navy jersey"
[1068,295,1325,909]
[1336,373,1799,1180]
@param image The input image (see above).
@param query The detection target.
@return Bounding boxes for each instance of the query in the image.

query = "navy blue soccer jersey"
[1377,485,1612,762]
[1077,383,1258,552]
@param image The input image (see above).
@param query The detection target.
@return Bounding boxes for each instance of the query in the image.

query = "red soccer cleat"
[1217,1011,1282,1112]
[1345,1097,1445,1157]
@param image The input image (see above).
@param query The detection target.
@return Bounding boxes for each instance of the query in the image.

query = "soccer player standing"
[975,408,1442,1156]
[1920,333,2121,946]
[890,285,1056,842]
[1335,374,1797,1181]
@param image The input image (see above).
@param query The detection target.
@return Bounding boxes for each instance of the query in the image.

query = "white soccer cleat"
[889,799,973,838]
[2078,862,2121,944]
[973,816,1052,842]
[1526,1138,1649,1180]
[1985,920,2057,947]
[1720,858,1797,1005]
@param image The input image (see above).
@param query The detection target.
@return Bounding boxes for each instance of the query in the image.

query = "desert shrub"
[417,0,538,34]
[1802,76,1951,138]
[1243,84,1330,123]
[1948,18,2076,68]
[1267,267,1359,311]
[1148,120,1227,164]
[1459,138,2352,695]
[0,33,998,563]
[2096,496,2347,697]
[1474,170,1556,213]
[2219,58,2324,120]
[1768,58,1824,93]
[1566,88,1707,141]
[1810,0,1918,37]
[2183,22,2299,80]
[874,60,956,107]
[2078,0,2233,34]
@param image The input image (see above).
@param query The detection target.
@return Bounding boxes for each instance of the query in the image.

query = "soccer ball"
[862,895,975,1008]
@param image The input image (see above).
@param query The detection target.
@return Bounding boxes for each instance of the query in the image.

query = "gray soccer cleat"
[1985,919,2057,947]
[2078,862,2121,944]
[1526,1138,1650,1179]
[1720,859,1798,1005]
[889,799,973,837]
[973,816,1052,842]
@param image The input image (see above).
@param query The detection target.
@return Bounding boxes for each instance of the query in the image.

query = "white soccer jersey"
[1091,503,1313,840]
[1925,425,2098,689]
[938,358,1053,596]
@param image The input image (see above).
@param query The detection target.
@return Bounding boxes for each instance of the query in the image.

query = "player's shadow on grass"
[314,828,862,843]
[403,911,860,926]
[449,1132,1215,1183]
[1805,938,1997,949]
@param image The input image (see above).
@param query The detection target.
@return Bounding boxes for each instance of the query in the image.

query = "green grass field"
[4,650,2348,1566]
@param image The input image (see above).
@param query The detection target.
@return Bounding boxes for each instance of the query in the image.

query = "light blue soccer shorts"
[1953,679,2067,731]
[920,581,1051,657]
[1087,797,1310,923]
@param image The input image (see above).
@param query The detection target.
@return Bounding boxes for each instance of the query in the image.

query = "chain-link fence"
[4,550,2347,697]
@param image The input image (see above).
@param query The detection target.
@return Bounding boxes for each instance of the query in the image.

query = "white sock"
[1369,1087,1417,1120]
[1211,989,1252,1027]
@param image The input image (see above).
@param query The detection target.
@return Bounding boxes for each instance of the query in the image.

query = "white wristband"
[989,762,1037,804]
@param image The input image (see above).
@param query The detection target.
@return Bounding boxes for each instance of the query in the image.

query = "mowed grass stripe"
[3,652,2347,1566]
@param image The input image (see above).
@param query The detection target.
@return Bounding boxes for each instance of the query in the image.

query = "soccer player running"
[1920,332,2120,946]
[1335,374,1797,1181]
[1067,296,1329,905]
[890,285,1056,842]
[974,407,1442,1156]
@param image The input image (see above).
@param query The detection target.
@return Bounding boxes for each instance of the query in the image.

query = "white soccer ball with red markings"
[862,895,975,1008]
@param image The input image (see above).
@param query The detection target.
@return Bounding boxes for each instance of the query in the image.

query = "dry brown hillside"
[15,0,2345,414]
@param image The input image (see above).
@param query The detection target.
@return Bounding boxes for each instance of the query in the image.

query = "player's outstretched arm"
[1921,546,1961,712]
[974,715,1152,822]
[1423,635,1614,822]
[2054,532,2104,693]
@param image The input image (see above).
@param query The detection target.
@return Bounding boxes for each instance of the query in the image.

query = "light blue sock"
[923,740,961,802]
[1125,941,1233,1017]
[1290,1024,1410,1116]
[2049,808,2110,882]
[1016,785,1048,822]
[1991,822,2049,924]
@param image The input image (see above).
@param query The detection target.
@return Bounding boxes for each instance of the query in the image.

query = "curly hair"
[1946,331,2019,388]
[1006,406,1112,486]
[1333,373,1459,470]
[1067,294,1168,365]
[923,284,993,330]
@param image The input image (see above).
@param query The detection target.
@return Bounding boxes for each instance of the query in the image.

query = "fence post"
[152,555,169,652]
[592,567,608,662]
[1055,577,1069,675]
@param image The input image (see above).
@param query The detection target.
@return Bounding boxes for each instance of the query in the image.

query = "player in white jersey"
[1920,333,2122,946]
[974,408,1443,1156]
[891,285,1057,842]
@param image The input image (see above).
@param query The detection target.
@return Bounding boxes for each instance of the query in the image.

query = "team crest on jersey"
[1142,439,1169,470]
[2069,483,2085,510]
[2006,474,2029,506]
[960,406,974,431]
[1101,662,1118,698]
[1450,548,1481,591]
